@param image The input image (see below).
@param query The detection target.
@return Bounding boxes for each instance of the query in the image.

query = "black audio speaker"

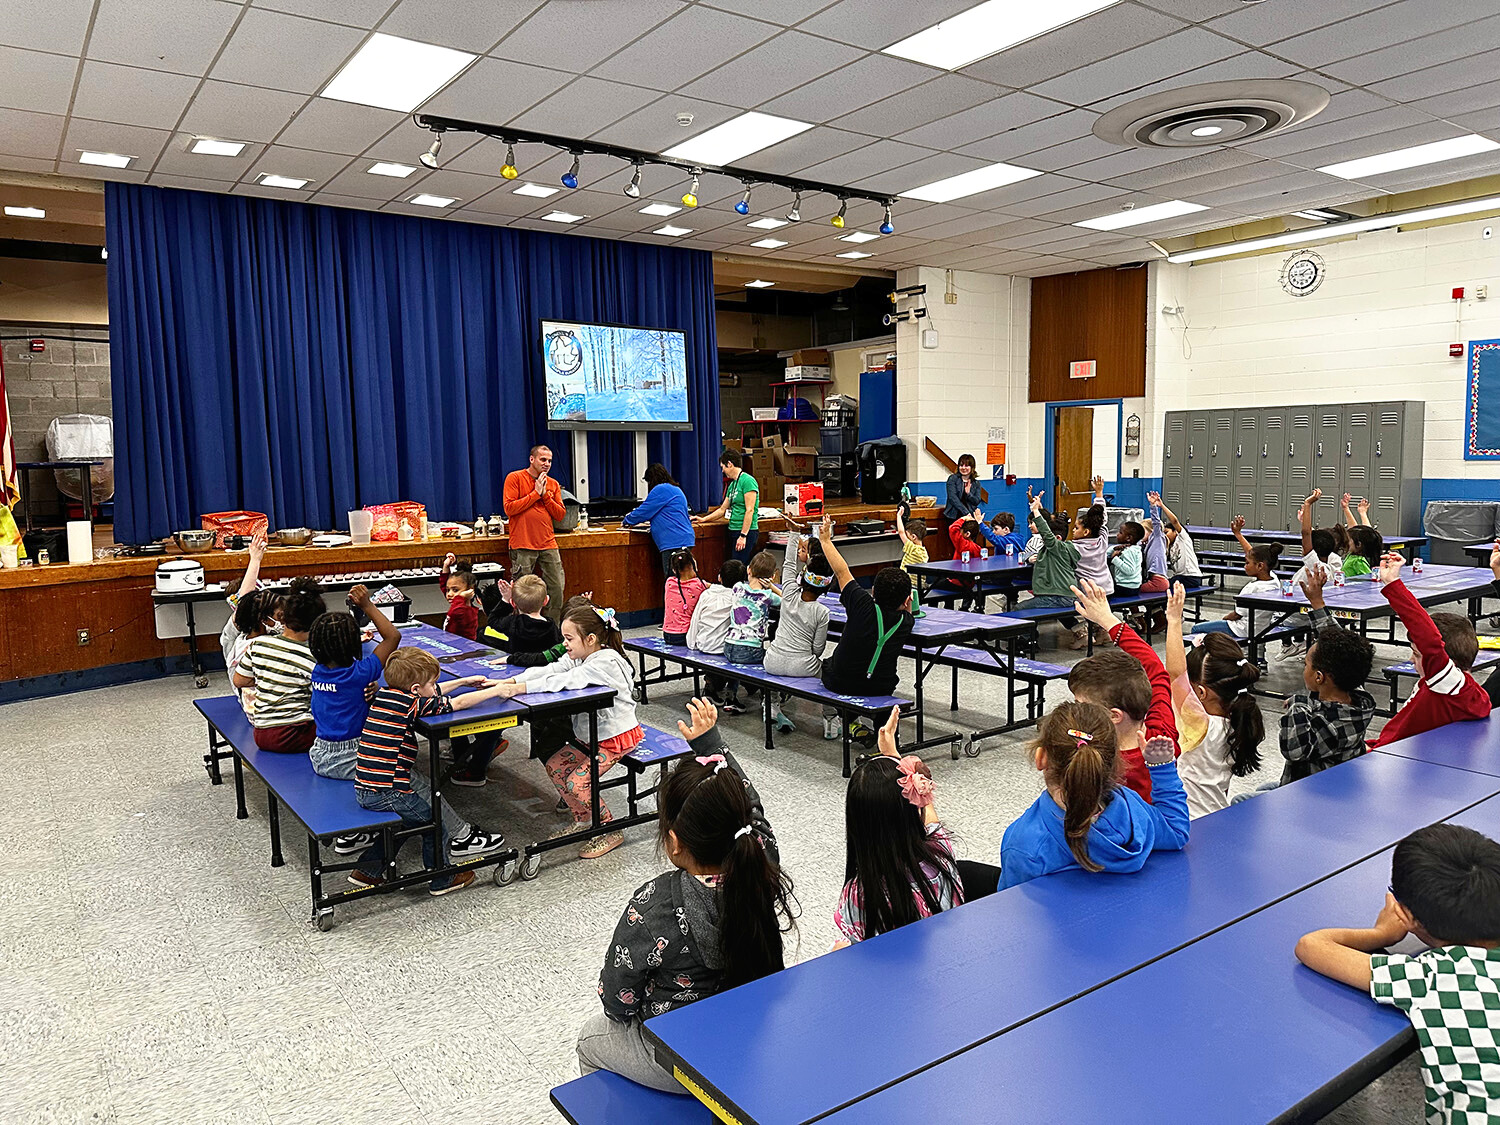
[858,438,906,505]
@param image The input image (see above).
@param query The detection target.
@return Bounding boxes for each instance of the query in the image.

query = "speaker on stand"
[858,438,907,505]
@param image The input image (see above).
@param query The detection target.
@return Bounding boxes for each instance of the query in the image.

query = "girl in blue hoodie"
[999,701,1190,889]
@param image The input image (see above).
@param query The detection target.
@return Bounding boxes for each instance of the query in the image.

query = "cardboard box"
[759,472,786,505]
[762,433,783,450]
[783,482,825,518]
[786,349,831,366]
[722,438,743,453]
[748,449,775,478]
[783,365,831,382]
[774,443,819,478]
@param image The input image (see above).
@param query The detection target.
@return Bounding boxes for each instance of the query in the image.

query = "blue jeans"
[353,784,468,889]
[731,533,761,567]
[725,641,764,665]
[1027,593,1075,608]
[1190,619,1238,636]
[309,736,359,780]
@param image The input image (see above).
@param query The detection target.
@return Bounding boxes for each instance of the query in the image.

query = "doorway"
[1045,399,1122,522]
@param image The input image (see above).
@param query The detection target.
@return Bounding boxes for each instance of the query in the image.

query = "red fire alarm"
[1005,473,1018,486]
[1453,287,1467,300]
[28,339,44,353]
[1451,343,1465,357]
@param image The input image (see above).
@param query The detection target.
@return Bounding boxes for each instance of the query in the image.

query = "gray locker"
[1208,412,1235,526]
[1341,403,1375,519]
[1369,401,1424,534]
[1161,411,1188,516]
[1312,405,1345,527]
[1232,409,1261,528]
[1260,408,1289,532]
[1286,406,1316,525]
[1185,412,1210,526]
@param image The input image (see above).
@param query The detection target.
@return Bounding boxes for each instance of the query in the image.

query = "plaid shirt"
[1279,608,1376,782]
[1372,946,1500,1124]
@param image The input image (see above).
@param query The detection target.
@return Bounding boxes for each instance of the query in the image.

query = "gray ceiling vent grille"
[1093,80,1331,149]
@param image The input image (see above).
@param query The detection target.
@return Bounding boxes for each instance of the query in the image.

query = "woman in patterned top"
[834,706,964,947]
[577,698,795,1092]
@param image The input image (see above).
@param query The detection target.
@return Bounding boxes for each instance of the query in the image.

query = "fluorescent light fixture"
[409,193,455,207]
[4,206,44,218]
[191,138,245,156]
[654,225,693,237]
[1075,199,1208,231]
[836,250,873,259]
[883,0,1121,70]
[258,173,309,189]
[639,202,681,217]
[514,182,559,198]
[541,210,584,223]
[1168,192,1500,264]
[840,231,880,243]
[368,161,416,178]
[899,162,1041,203]
[79,151,131,168]
[747,217,788,230]
[1317,134,1500,180]
[1190,125,1223,137]
[1292,208,1343,221]
[662,111,813,166]
[321,32,475,113]
[746,280,775,288]
[750,238,789,248]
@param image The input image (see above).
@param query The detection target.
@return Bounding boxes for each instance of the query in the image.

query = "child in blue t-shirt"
[309,585,399,778]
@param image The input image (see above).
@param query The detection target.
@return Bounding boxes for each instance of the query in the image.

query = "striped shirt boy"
[239,635,316,728]
[354,687,452,792]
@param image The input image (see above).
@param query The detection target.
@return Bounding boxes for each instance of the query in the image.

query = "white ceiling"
[3,0,1500,276]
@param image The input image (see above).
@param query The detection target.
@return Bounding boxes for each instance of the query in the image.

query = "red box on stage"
[200,510,268,547]
[783,482,824,518]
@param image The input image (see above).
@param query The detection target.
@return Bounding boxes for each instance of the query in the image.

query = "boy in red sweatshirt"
[1066,578,1180,802]
[1369,552,1491,748]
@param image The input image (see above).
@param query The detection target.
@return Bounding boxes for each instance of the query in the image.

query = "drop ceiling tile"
[1030,28,1244,108]
[148,171,252,193]
[678,31,865,108]
[0,46,80,116]
[795,0,980,51]
[252,0,394,27]
[734,126,874,176]
[458,183,554,215]
[72,61,201,130]
[1027,257,1097,276]
[1030,230,1143,255]
[0,0,96,54]
[1237,106,1431,160]
[895,93,1074,152]
[702,0,836,23]
[318,163,424,200]
[989,176,1118,215]
[1362,150,1500,192]
[0,107,64,159]
[1455,106,1500,136]
[1368,49,1500,104]
[1207,0,1391,47]
[1010,134,1121,172]
[152,134,267,181]
[959,3,1187,90]
[1025,181,1136,217]
[975,216,1058,240]
[209,8,366,94]
[404,167,515,204]
[915,211,1038,242]
[954,109,1099,163]
[377,0,541,53]
[230,179,317,201]
[1100,147,1261,190]
[760,53,934,124]
[61,118,174,166]
[274,97,400,154]
[1271,120,1469,175]
[856,152,1004,195]
[590,7,780,92]
[508,77,662,137]
[244,144,354,187]
[418,56,572,122]
[1067,146,1194,182]
[1088,50,1301,116]
[1325,15,1500,88]
[795,139,947,186]
[1187,169,1337,208]
[87,0,240,77]
[180,81,309,144]
[591,95,741,153]
[490,0,682,72]
[300,192,382,216]
[1410,87,1500,120]
[1264,0,1479,67]
[833,75,1005,138]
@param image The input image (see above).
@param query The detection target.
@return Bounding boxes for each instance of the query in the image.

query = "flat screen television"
[540,320,691,431]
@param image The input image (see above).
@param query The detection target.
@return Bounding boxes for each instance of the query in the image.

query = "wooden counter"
[0,500,939,689]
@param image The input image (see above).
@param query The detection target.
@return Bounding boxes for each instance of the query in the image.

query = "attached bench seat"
[551,1070,711,1125]
[1381,650,1500,714]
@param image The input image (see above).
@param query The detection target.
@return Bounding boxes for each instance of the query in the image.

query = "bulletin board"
[1466,338,1500,459]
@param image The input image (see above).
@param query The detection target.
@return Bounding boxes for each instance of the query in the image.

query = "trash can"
[1104,506,1144,536]
[1423,500,1498,566]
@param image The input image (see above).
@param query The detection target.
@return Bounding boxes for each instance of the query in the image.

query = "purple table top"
[819,592,1032,641]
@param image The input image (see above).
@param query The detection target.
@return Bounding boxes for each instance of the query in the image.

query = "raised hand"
[348,583,371,607]
[1342,492,1353,510]
[1147,490,1162,507]
[443,552,457,568]
[1069,578,1119,631]
[1166,580,1185,623]
[1230,514,1246,534]
[876,705,902,758]
[249,531,268,560]
[1029,490,1045,514]
[676,697,719,741]
[1299,563,1327,608]
[1377,551,1405,585]
[1357,498,1371,518]
[1091,474,1104,494]
[819,513,834,542]
[1490,541,1500,583]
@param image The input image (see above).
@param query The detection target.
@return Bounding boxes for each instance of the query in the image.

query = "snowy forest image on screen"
[541,321,689,428]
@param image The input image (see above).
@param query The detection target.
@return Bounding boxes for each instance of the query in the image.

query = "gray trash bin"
[1104,506,1144,536]
[1423,500,1498,566]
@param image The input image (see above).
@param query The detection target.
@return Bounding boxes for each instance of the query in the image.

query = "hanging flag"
[0,346,18,508]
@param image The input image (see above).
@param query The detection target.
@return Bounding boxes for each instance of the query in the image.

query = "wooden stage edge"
[0,500,945,686]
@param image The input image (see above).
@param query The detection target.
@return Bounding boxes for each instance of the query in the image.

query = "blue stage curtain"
[104,183,721,542]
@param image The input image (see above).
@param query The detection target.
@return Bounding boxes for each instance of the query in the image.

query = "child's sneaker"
[774,710,796,734]
[348,869,384,889]
[332,832,375,854]
[579,831,624,860]
[848,718,876,748]
[721,697,747,715]
[429,870,476,896]
[450,829,507,858]
[1277,639,1307,661]
[822,715,842,741]
[450,769,487,788]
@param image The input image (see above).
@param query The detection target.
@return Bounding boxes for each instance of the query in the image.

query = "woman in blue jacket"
[623,463,696,574]
[944,454,983,523]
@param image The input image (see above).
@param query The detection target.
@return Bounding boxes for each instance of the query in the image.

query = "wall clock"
[1279,248,1326,297]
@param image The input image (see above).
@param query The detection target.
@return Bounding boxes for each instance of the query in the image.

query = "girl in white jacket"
[496,602,643,859]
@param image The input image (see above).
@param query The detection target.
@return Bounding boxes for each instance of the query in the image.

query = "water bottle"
[1005,542,1015,558]
[1282,579,1294,597]
[1333,569,1346,588]
[961,550,972,563]
[980,547,990,560]
[1413,555,1424,574]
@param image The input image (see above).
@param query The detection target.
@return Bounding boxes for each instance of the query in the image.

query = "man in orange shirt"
[504,444,568,623]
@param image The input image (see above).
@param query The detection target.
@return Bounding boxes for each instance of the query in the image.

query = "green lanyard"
[866,605,904,677]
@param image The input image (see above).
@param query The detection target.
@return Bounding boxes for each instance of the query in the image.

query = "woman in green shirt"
[694,450,761,566]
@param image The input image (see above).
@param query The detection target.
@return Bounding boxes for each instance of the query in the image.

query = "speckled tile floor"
[1,596,1425,1124]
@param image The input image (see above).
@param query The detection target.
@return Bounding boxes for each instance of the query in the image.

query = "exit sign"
[1069,359,1096,379]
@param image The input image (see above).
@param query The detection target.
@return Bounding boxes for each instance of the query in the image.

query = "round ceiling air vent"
[1093,80,1331,149]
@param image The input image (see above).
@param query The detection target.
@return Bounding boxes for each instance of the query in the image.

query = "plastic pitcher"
[348,509,374,545]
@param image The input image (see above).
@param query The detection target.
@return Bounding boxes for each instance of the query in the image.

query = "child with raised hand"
[725,550,780,671]
[1148,491,1202,582]
[662,549,709,647]
[479,574,565,667]
[1163,582,1264,817]
[763,529,834,735]
[1024,490,1082,635]
[1369,551,1492,747]
[1295,823,1500,1125]
[308,585,398,780]
[493,602,643,860]
[1191,515,1283,638]
[219,531,270,688]
[896,507,929,574]
[350,647,511,895]
[835,706,965,947]
[224,589,280,717]
[687,558,747,711]
[1069,473,1115,596]
[233,586,324,753]
[999,700,1189,889]
[945,516,989,611]
[1293,488,1344,589]
[977,509,1029,557]
[578,697,795,1093]
[440,553,481,640]
[1068,578,1181,802]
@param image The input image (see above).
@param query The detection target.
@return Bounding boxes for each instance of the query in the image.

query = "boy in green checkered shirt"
[1296,824,1500,1124]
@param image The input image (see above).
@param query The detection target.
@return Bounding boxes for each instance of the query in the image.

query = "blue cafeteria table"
[644,748,1500,1125]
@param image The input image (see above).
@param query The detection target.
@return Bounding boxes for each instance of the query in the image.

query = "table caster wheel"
[964,736,981,759]
[494,855,520,886]
[950,739,961,761]
[314,910,335,932]
[520,853,542,881]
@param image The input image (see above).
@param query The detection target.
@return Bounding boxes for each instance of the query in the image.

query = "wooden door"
[1053,406,1094,522]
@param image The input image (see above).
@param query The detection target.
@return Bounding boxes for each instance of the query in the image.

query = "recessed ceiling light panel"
[541,211,584,223]
[1317,134,1500,180]
[747,217,788,230]
[514,183,560,198]
[654,225,693,237]
[191,138,246,156]
[750,238,788,248]
[745,280,775,288]
[899,162,1040,203]
[258,174,309,189]
[4,206,44,218]
[409,193,455,207]
[883,0,1121,70]
[639,202,681,217]
[321,33,476,113]
[1075,199,1207,230]
[79,151,131,168]
[368,161,416,178]
[840,231,879,243]
[662,111,813,166]
[836,250,873,259]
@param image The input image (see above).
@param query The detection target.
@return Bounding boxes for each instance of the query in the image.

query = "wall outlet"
[1479,285,1489,300]
[76,629,90,646]
[944,291,957,304]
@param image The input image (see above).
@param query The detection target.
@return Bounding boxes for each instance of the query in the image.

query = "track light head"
[879,203,894,235]
[419,134,442,169]
[831,198,847,229]
[624,162,642,198]
[501,143,518,180]
[682,169,700,208]
[735,185,751,215]
[561,153,580,190]
[787,191,802,222]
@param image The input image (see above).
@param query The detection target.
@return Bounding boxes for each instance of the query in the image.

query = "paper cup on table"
[0,544,16,568]
[67,521,93,564]
[348,509,373,545]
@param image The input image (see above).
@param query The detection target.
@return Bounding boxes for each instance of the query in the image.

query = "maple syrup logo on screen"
[1279,249,1326,297]
[545,329,584,376]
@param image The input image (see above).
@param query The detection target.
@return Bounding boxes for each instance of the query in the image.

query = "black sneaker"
[450,769,487,788]
[332,832,375,854]
[450,829,507,858]
[721,699,747,715]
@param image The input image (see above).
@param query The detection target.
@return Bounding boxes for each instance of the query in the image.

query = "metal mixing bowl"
[275,527,314,546]
[173,530,216,553]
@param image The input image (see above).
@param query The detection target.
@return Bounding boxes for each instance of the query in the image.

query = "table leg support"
[268,792,284,867]
[233,755,248,820]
